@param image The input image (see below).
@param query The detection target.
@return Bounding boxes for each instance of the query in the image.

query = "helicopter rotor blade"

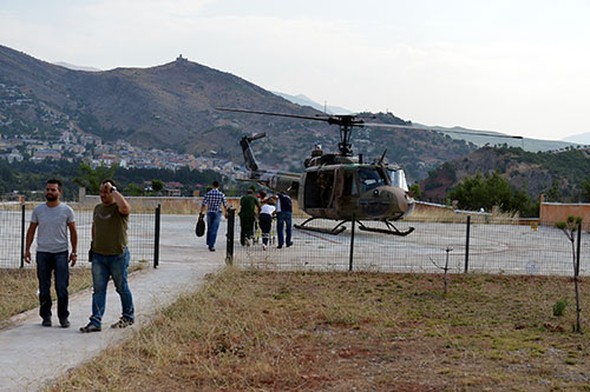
[217,107,328,122]
[362,122,523,140]
[216,107,366,127]
[217,107,522,139]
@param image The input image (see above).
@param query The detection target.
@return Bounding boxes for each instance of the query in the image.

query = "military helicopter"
[219,107,419,236]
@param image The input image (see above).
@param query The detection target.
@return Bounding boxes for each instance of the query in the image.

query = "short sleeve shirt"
[202,188,228,212]
[93,203,129,255]
[31,203,75,253]
[239,194,260,218]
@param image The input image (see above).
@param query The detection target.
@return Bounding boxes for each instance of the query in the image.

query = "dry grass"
[409,205,523,225]
[0,267,93,328]
[47,268,590,391]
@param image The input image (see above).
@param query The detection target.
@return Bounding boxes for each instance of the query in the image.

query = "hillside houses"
[0,130,242,177]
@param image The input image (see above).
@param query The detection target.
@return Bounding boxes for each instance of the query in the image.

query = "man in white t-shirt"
[25,179,78,328]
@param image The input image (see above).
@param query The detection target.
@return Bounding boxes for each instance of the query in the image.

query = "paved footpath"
[0,215,224,392]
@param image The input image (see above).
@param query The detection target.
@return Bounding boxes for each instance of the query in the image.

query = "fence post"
[576,221,582,277]
[226,208,235,265]
[349,214,356,272]
[464,216,471,273]
[153,204,161,269]
[20,203,25,269]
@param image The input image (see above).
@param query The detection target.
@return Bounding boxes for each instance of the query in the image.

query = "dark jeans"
[88,247,134,327]
[277,211,292,247]
[239,215,256,245]
[259,213,272,246]
[36,251,70,321]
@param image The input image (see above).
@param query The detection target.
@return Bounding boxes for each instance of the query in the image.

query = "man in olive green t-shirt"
[238,187,260,246]
[80,179,135,333]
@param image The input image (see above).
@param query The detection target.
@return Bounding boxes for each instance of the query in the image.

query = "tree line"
[0,159,235,201]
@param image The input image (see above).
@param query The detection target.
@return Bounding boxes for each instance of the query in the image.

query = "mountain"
[0,45,477,181]
[562,132,590,145]
[272,92,352,114]
[0,44,583,184]
[419,145,590,203]
[427,125,583,151]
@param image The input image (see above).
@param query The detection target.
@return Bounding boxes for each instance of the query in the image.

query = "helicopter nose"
[402,195,416,218]
[387,187,415,217]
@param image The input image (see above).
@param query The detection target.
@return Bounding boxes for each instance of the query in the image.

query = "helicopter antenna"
[377,149,388,165]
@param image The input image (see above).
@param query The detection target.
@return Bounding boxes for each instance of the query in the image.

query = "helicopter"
[219,107,418,236]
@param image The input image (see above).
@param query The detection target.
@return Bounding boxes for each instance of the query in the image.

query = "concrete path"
[0,215,224,392]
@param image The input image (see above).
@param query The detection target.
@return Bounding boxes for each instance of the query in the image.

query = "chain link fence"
[0,202,157,269]
[227,211,588,277]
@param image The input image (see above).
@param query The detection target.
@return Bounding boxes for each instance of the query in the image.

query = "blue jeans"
[36,251,70,321]
[206,211,222,249]
[277,211,293,247]
[89,247,134,327]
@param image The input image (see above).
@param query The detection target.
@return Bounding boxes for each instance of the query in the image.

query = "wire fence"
[0,202,157,269]
[5,198,586,278]
[227,211,588,277]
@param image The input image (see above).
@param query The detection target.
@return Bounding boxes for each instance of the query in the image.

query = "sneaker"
[80,323,101,333]
[111,317,134,329]
[286,242,293,247]
[277,245,283,249]
[59,318,70,328]
[208,247,216,252]
[262,244,267,251]
[245,238,251,246]
[41,319,52,327]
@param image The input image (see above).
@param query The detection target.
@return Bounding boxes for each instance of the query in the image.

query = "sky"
[1,0,590,141]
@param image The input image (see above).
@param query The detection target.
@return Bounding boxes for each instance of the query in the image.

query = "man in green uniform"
[238,187,260,246]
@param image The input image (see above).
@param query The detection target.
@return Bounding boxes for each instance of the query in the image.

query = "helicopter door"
[334,168,358,198]
[318,169,335,208]
[303,168,335,209]
[303,171,321,208]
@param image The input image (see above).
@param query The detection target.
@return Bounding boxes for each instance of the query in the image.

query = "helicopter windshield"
[358,167,388,193]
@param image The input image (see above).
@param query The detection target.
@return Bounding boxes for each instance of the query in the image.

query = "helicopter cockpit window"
[358,167,387,193]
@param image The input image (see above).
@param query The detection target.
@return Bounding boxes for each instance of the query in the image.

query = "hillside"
[0,44,583,185]
[0,45,491,182]
[420,146,590,203]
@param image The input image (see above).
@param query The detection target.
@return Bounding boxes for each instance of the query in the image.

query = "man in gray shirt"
[25,179,78,328]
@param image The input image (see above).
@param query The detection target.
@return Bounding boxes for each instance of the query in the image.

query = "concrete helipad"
[0,215,224,392]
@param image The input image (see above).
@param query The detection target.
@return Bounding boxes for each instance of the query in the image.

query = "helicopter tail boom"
[240,133,300,196]
[240,133,266,172]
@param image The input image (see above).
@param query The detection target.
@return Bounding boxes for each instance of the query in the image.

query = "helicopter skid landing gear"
[294,217,347,235]
[357,220,415,236]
